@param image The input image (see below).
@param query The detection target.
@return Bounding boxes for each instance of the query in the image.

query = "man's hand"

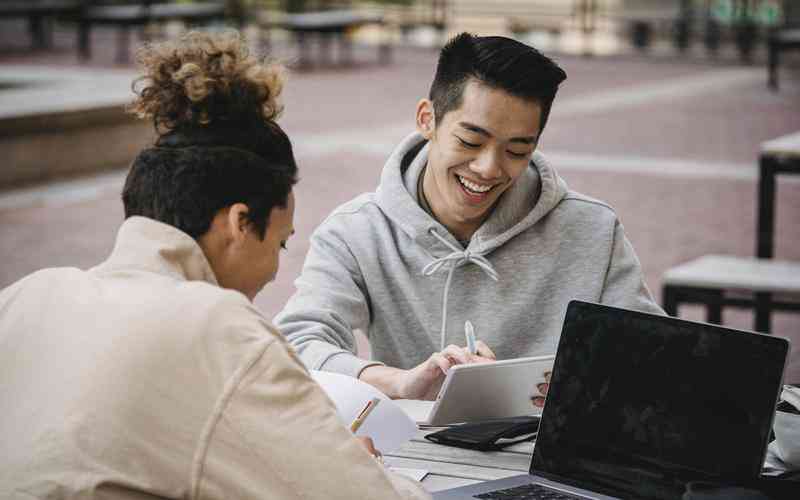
[531,370,552,408]
[356,436,381,459]
[359,342,496,400]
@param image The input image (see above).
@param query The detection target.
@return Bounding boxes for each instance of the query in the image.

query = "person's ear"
[226,203,251,246]
[415,99,436,140]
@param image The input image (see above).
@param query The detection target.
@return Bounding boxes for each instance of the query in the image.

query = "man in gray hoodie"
[276,33,664,401]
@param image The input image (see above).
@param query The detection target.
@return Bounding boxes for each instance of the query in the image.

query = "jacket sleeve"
[274,217,381,378]
[193,330,429,500]
[600,221,665,315]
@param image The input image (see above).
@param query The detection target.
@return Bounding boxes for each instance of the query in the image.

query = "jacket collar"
[91,216,219,286]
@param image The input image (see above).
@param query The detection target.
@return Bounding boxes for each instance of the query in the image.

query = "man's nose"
[469,148,503,179]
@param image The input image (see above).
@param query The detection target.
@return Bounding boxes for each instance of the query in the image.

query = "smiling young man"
[276,33,664,401]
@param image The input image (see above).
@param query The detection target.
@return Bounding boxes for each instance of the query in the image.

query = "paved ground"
[2,24,800,380]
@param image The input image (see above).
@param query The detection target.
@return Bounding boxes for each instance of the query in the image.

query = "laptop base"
[431,473,618,500]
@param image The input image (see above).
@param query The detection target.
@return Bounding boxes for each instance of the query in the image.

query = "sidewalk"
[2,22,799,380]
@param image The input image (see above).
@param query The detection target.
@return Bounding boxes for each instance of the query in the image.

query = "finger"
[429,352,453,375]
[537,382,549,396]
[544,370,552,383]
[531,396,546,408]
[441,344,470,365]
[471,354,495,364]
[357,436,378,456]
[475,340,496,360]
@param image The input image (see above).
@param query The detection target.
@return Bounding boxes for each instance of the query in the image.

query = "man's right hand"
[359,342,496,400]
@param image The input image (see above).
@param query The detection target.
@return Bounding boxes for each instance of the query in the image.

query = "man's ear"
[415,99,435,140]
[226,203,251,245]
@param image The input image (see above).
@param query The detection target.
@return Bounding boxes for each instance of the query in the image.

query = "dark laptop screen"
[532,301,788,500]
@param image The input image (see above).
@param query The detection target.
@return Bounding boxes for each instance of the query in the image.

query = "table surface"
[761,131,800,158]
[385,428,533,492]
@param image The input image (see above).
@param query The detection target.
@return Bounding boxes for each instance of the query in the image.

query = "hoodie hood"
[375,132,569,253]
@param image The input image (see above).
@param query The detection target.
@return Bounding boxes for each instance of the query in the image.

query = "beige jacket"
[0,217,429,500]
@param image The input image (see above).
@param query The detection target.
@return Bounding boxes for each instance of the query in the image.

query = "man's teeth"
[457,175,492,193]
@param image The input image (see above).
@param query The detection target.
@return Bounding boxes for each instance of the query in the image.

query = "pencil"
[350,397,381,433]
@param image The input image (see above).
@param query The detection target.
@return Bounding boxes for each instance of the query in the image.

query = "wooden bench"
[662,255,800,329]
[0,1,82,49]
[768,29,800,91]
[77,1,227,63]
[663,131,800,333]
[261,8,390,69]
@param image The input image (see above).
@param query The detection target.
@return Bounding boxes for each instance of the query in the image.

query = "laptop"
[396,355,555,426]
[433,300,790,500]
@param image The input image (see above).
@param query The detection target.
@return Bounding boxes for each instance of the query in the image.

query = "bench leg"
[78,21,91,61]
[706,290,722,325]
[754,292,772,333]
[29,15,46,50]
[768,40,778,91]
[663,285,679,317]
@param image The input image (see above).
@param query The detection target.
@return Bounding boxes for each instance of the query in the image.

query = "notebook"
[396,355,555,426]
[433,300,790,500]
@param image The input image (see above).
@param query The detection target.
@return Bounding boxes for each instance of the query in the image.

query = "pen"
[465,320,477,355]
[350,397,381,433]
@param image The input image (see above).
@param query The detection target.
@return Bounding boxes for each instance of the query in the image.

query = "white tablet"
[396,354,555,426]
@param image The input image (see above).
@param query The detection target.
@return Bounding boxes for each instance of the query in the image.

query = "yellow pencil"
[350,397,381,433]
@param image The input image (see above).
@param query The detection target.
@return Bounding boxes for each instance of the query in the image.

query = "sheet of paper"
[311,370,417,453]
[394,399,434,425]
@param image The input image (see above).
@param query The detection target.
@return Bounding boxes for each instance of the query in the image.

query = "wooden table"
[385,428,532,492]
[662,131,800,334]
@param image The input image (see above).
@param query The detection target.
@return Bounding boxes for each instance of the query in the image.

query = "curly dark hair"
[129,30,284,132]
[123,31,297,240]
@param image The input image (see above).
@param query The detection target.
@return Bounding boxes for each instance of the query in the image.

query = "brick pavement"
[2,25,800,380]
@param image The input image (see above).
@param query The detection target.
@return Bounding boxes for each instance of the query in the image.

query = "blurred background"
[1,0,799,380]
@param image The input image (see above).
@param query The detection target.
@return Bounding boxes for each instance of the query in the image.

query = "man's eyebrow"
[458,121,538,145]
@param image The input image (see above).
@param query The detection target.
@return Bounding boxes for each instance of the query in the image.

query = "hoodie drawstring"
[421,229,500,351]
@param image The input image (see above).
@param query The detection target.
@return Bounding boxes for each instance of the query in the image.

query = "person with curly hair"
[0,31,429,500]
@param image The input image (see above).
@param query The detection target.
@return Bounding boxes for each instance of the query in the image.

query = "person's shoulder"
[558,190,618,219]
[316,192,387,235]
[160,283,289,373]
[179,281,270,326]
[326,192,380,220]
[1,267,87,297]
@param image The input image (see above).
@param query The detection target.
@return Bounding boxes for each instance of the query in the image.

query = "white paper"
[394,399,434,424]
[311,370,417,453]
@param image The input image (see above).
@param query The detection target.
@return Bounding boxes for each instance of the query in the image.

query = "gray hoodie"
[276,132,663,378]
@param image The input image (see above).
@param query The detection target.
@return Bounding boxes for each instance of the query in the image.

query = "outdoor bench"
[662,131,800,333]
[0,0,82,49]
[768,28,800,91]
[261,8,390,68]
[77,1,226,63]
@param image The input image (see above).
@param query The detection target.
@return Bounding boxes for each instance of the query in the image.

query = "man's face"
[238,191,295,300]
[419,79,542,240]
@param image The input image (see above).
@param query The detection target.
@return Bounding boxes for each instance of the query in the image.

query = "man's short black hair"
[122,121,298,240]
[429,33,567,135]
